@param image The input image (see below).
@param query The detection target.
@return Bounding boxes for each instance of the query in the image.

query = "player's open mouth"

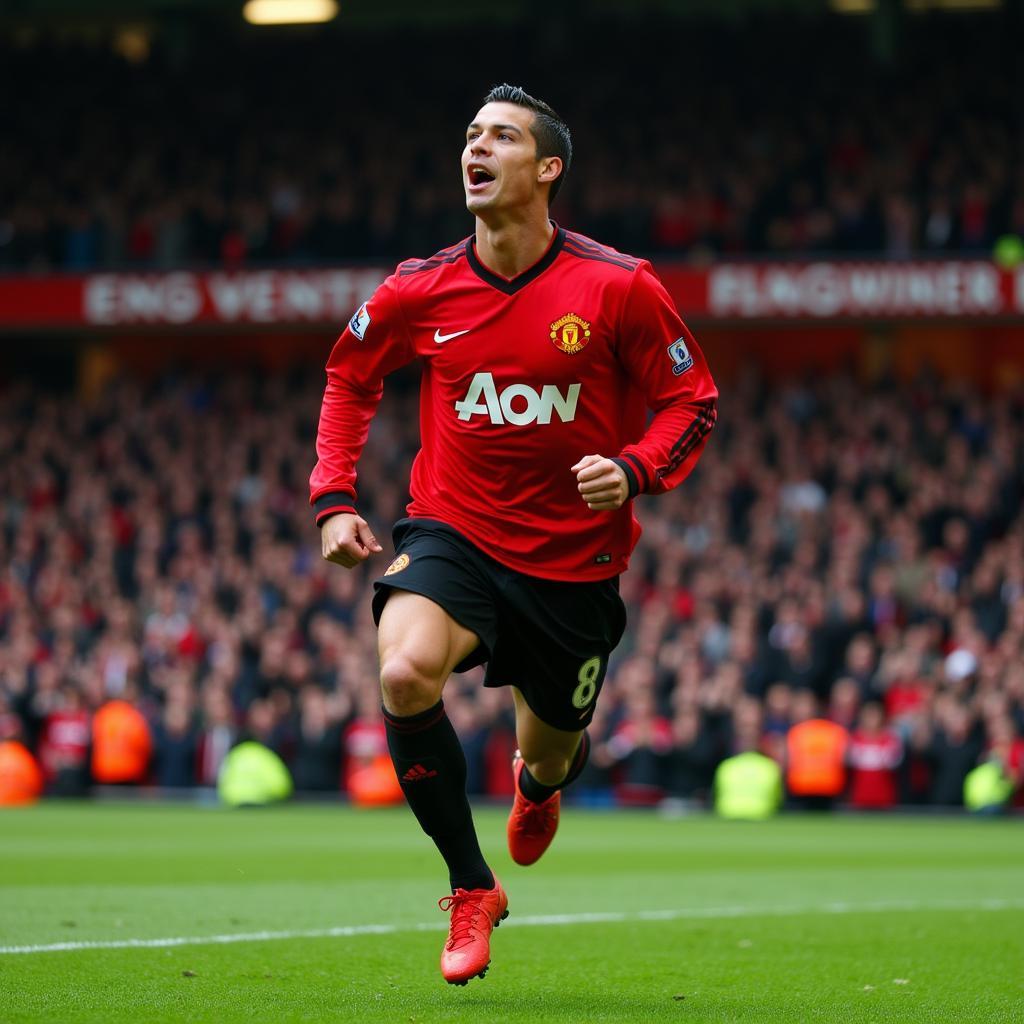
[467,165,496,191]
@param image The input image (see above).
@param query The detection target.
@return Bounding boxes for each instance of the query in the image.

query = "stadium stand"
[1,364,1022,806]
[1,16,1022,271]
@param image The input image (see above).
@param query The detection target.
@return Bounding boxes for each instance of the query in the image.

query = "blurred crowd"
[1,361,1023,810]
[2,16,1023,273]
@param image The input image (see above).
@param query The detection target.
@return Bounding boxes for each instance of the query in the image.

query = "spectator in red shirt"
[38,685,91,796]
[848,702,903,810]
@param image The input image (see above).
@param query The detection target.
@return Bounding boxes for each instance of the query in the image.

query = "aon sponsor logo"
[454,372,581,425]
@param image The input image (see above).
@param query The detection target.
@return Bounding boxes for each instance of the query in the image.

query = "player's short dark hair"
[483,83,572,203]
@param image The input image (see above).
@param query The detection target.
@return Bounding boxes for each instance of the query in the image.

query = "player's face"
[462,102,553,215]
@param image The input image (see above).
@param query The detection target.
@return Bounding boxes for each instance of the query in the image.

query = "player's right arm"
[310,273,416,565]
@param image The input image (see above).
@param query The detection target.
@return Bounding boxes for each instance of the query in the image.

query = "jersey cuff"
[313,492,357,526]
[618,451,651,493]
[611,457,641,500]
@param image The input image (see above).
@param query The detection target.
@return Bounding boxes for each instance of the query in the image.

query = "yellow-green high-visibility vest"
[218,742,293,807]
[714,751,783,821]
[963,761,1013,812]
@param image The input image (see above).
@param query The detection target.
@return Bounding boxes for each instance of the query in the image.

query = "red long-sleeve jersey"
[310,225,717,581]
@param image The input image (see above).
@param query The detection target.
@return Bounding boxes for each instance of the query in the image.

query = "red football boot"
[438,878,509,985]
[507,752,561,866]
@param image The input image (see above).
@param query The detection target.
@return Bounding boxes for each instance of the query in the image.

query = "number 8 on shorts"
[572,656,603,710]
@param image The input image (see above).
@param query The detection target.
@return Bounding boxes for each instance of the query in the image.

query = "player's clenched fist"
[321,512,383,568]
[571,454,629,511]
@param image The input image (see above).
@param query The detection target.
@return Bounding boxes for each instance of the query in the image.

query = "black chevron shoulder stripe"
[564,232,642,267]
[399,239,471,276]
[565,232,640,258]
[563,241,638,273]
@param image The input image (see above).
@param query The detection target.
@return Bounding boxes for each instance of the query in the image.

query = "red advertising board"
[1,262,1023,330]
[690,262,1020,320]
[0,269,388,330]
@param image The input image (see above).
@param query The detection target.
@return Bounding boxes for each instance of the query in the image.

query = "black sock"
[519,731,591,804]
[383,700,494,893]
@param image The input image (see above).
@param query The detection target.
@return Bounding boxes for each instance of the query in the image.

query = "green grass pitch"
[1,803,1021,1023]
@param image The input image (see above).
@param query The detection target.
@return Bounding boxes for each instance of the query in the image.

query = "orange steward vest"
[91,701,153,783]
[786,718,848,796]
[0,741,45,805]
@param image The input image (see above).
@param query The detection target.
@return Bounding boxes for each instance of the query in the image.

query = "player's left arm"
[608,262,718,498]
[572,453,631,511]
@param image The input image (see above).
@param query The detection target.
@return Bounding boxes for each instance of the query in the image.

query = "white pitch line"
[1,898,1021,957]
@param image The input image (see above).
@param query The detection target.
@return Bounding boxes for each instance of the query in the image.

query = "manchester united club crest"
[384,553,410,576]
[549,313,591,355]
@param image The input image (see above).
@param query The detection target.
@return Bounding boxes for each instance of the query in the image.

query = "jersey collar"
[466,223,565,295]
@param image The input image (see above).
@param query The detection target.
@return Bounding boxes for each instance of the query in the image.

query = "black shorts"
[371,518,627,731]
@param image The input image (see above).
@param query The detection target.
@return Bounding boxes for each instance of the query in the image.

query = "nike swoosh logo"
[434,329,471,344]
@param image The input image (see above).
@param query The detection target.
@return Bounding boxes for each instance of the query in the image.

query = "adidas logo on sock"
[402,763,439,783]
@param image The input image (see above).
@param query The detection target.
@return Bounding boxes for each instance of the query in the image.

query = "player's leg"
[511,686,588,787]
[377,588,509,985]
[488,569,623,868]
[506,685,593,866]
[378,589,492,890]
